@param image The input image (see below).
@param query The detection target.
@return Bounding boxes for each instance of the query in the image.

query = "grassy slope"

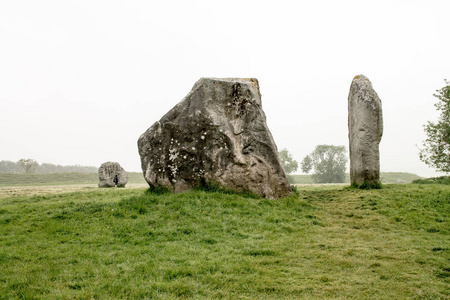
[0,172,147,187]
[0,185,448,299]
[413,176,450,185]
[289,172,422,184]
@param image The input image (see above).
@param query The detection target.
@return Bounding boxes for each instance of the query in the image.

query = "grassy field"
[288,172,422,185]
[0,183,448,299]
[0,172,147,187]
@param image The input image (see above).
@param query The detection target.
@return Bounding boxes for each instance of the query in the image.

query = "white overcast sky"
[0,0,449,177]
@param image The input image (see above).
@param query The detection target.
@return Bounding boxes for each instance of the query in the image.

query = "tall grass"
[0,184,448,299]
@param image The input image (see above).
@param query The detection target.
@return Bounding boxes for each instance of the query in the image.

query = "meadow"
[0,175,448,299]
[0,172,147,187]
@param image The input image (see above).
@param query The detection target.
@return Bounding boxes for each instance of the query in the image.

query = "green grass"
[0,172,147,187]
[288,172,422,184]
[0,184,449,299]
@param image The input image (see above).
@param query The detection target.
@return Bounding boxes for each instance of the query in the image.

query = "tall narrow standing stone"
[348,75,383,187]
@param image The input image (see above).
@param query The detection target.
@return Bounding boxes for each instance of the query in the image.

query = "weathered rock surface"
[98,162,128,187]
[348,75,383,186]
[138,78,291,198]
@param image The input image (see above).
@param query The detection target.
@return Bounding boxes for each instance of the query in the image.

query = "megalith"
[348,75,383,187]
[98,162,128,187]
[138,78,291,198]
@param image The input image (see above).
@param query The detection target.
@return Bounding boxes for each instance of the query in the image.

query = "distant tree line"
[301,145,348,183]
[0,159,98,173]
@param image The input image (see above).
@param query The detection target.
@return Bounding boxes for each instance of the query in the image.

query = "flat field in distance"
[0,183,448,299]
[288,172,422,185]
[0,171,422,187]
[0,172,147,187]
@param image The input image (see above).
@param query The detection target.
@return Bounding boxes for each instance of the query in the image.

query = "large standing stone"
[138,78,291,198]
[98,162,128,187]
[348,75,383,186]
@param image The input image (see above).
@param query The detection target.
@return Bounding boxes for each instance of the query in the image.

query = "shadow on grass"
[347,182,383,190]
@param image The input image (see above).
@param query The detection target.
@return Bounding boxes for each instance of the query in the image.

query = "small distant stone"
[98,162,128,188]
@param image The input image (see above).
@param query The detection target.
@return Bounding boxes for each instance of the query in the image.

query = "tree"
[279,148,298,174]
[301,145,348,183]
[17,159,39,173]
[301,155,313,174]
[419,80,450,173]
[0,160,21,173]
[36,163,98,173]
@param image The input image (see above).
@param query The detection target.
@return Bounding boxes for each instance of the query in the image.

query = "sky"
[0,0,449,177]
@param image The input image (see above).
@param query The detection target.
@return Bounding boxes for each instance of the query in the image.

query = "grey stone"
[138,78,291,198]
[98,162,128,187]
[348,75,383,186]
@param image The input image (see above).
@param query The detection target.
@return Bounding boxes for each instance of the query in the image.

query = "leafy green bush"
[145,184,171,195]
